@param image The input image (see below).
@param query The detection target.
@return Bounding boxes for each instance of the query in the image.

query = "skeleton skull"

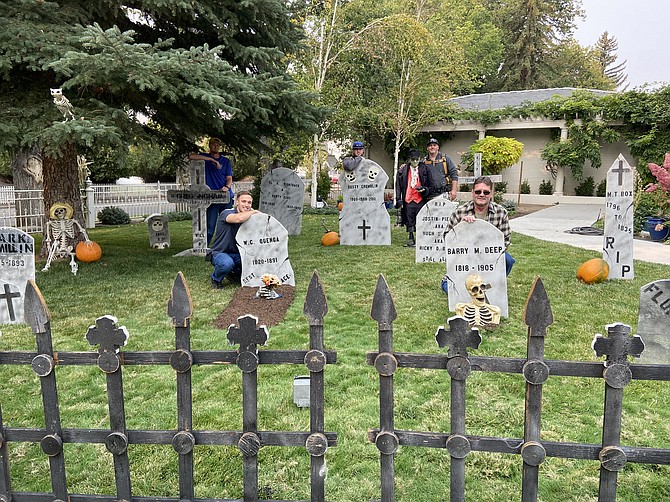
[151,220,164,232]
[345,170,356,183]
[54,207,67,220]
[465,274,490,306]
[367,166,380,182]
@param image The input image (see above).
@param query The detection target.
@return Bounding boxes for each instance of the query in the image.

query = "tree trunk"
[41,142,85,257]
[11,146,43,233]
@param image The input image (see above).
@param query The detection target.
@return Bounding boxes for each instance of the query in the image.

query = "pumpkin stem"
[321,218,331,233]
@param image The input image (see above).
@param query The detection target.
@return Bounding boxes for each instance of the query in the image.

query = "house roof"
[449,88,615,111]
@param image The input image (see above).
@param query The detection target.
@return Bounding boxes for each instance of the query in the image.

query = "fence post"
[85,179,96,229]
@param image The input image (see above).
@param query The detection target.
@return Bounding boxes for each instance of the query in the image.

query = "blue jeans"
[207,204,224,246]
[211,252,241,283]
[441,252,515,294]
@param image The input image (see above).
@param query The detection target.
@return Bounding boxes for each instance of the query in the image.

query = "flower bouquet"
[256,274,282,299]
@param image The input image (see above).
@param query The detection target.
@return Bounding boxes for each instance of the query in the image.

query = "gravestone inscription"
[443,220,508,317]
[602,154,634,279]
[338,158,390,245]
[415,195,457,263]
[635,279,670,364]
[146,214,170,249]
[236,213,295,287]
[259,167,305,235]
[167,160,230,256]
[0,227,35,324]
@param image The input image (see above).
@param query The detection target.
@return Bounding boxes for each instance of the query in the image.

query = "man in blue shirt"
[188,137,234,245]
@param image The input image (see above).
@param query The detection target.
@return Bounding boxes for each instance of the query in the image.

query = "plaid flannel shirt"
[444,200,510,249]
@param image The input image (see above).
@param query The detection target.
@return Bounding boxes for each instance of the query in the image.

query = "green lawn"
[0,215,668,501]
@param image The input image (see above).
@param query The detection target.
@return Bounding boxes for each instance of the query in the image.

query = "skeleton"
[50,88,76,121]
[455,274,501,328]
[42,202,90,275]
[77,155,93,188]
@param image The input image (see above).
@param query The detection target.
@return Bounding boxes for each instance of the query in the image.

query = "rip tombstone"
[635,280,670,364]
[0,227,35,324]
[602,154,634,280]
[415,195,457,263]
[259,167,305,235]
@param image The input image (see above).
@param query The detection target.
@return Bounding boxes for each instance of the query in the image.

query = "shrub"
[539,180,553,195]
[574,176,595,196]
[459,183,471,192]
[521,179,531,194]
[494,181,507,193]
[317,168,332,202]
[164,211,192,221]
[97,206,131,225]
[596,179,607,197]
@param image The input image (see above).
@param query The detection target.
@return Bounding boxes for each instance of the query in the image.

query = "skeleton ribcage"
[463,305,494,327]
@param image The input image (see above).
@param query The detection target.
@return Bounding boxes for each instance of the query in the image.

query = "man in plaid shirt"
[441,176,515,293]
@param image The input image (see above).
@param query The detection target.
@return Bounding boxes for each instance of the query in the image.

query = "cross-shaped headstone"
[611,160,629,186]
[227,315,269,354]
[592,322,644,367]
[0,283,21,322]
[86,315,129,354]
[435,316,482,358]
[358,219,371,240]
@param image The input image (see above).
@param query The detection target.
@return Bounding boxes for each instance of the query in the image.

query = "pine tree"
[594,31,628,89]
[0,0,320,252]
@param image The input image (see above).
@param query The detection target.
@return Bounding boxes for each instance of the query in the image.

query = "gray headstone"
[444,220,508,317]
[259,167,305,235]
[415,195,457,263]
[602,154,634,279]
[636,280,670,364]
[338,158,390,245]
[0,227,35,324]
[147,214,170,249]
[237,213,295,287]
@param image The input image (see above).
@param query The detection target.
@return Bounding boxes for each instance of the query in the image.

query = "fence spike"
[24,280,50,334]
[304,270,328,323]
[168,272,193,328]
[371,274,397,325]
[523,276,553,337]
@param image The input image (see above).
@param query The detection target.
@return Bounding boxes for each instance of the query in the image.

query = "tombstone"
[338,158,390,245]
[146,213,170,249]
[602,154,634,279]
[236,213,295,287]
[259,167,305,235]
[635,280,670,364]
[0,227,35,324]
[443,220,508,317]
[415,195,457,263]
[167,160,230,256]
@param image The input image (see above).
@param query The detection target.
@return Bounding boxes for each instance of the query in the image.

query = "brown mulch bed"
[213,285,296,330]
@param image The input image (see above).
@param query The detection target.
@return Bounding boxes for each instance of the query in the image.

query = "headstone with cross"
[415,195,457,263]
[259,167,305,235]
[602,154,634,280]
[0,227,35,324]
[85,315,129,373]
[167,160,230,256]
[338,158,390,245]
[635,279,670,364]
[236,213,295,287]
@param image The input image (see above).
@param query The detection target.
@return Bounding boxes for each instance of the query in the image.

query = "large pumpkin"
[320,218,340,246]
[577,258,609,284]
[75,241,102,263]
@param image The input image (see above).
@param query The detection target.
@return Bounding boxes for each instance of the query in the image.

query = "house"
[368,88,635,197]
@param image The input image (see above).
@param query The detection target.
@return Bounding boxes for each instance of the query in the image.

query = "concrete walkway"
[510,203,670,265]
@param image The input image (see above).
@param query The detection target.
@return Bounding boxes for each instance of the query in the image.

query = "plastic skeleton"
[42,202,90,275]
[455,274,501,328]
[50,88,76,121]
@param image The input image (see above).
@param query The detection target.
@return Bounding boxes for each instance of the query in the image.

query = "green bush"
[97,206,131,225]
[459,183,471,192]
[634,191,662,234]
[596,179,607,197]
[317,168,332,203]
[520,179,531,194]
[574,176,595,196]
[164,211,192,221]
[539,180,553,195]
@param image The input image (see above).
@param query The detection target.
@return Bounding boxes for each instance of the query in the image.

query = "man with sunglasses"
[441,176,515,292]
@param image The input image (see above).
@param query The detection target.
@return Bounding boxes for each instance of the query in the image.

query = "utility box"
[293,376,310,408]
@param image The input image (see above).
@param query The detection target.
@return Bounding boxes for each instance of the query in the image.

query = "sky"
[573,0,670,88]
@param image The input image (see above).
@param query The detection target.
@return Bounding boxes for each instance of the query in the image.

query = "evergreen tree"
[594,31,627,89]
[0,0,320,250]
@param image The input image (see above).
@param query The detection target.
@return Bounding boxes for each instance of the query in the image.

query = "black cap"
[408,149,421,160]
[427,138,439,146]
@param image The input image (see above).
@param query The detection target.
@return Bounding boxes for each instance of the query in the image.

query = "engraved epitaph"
[259,167,305,235]
[636,280,670,364]
[338,158,390,245]
[443,220,508,317]
[236,213,295,287]
[0,227,35,324]
[415,195,457,263]
[602,155,634,279]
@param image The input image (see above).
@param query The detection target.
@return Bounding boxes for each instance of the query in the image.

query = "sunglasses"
[474,189,491,195]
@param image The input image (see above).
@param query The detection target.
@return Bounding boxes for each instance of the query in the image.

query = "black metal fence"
[0,271,336,502]
[366,275,670,502]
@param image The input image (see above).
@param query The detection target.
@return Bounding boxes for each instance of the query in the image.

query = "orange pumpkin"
[75,241,102,263]
[321,218,340,246]
[337,201,343,211]
[577,258,609,284]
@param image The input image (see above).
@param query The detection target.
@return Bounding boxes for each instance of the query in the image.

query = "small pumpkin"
[337,201,343,211]
[75,240,102,263]
[577,258,609,284]
[321,218,340,246]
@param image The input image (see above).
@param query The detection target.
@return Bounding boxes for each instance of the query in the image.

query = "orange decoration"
[577,258,609,284]
[75,241,102,263]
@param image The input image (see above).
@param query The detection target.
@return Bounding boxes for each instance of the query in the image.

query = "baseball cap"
[352,141,364,149]
[209,137,222,146]
[427,138,439,146]
[408,149,421,160]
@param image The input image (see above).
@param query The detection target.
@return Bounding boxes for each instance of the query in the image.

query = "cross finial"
[227,315,269,353]
[435,316,481,358]
[86,315,129,354]
[592,322,644,367]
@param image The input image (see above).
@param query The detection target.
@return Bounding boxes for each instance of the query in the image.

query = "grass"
[0,215,669,501]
